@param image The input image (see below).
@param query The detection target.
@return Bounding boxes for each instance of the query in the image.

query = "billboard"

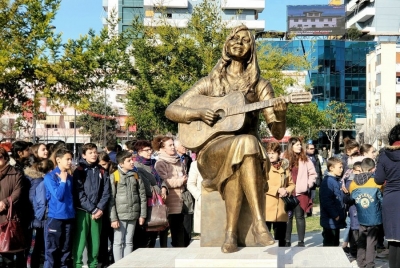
[287,5,346,36]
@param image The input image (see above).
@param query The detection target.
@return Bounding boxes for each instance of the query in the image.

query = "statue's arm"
[257,79,287,140]
[165,77,217,125]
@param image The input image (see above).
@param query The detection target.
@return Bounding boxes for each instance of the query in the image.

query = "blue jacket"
[344,174,359,230]
[73,159,110,213]
[320,173,346,229]
[24,166,47,228]
[349,173,383,226]
[44,167,75,220]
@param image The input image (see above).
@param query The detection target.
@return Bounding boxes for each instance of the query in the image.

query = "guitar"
[178,91,312,151]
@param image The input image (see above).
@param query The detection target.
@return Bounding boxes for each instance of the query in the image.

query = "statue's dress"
[166,75,278,197]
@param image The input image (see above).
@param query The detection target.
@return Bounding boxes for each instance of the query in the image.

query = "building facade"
[345,0,400,35]
[103,0,265,32]
[364,40,400,147]
[263,40,376,119]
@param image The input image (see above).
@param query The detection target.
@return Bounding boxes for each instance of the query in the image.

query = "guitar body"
[178,91,246,151]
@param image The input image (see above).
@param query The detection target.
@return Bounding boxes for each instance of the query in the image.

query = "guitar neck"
[227,95,291,116]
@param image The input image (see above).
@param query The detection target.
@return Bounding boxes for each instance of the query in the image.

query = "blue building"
[263,40,376,119]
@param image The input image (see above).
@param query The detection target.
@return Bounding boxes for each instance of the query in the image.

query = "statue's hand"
[198,108,219,126]
[273,97,287,121]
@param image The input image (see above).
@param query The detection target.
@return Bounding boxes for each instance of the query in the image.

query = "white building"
[345,0,400,36]
[103,0,265,32]
[364,39,400,147]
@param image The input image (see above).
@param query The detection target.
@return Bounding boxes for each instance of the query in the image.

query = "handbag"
[281,195,300,212]
[181,186,194,215]
[145,187,169,232]
[0,197,25,253]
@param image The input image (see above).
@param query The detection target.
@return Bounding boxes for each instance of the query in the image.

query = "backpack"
[112,168,139,185]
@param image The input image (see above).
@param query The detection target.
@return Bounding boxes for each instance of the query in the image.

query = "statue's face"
[226,30,251,60]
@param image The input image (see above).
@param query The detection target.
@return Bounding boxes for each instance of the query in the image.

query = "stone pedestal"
[175,240,277,267]
[200,187,259,247]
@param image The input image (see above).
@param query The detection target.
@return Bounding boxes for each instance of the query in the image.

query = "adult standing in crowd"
[265,142,295,247]
[284,137,317,247]
[360,144,378,161]
[0,147,25,266]
[174,139,193,247]
[342,138,360,175]
[187,160,203,234]
[375,124,400,268]
[154,135,187,248]
[306,142,322,217]
[321,147,329,164]
[133,140,167,249]
[30,143,49,163]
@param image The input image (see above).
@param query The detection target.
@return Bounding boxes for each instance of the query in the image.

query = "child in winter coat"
[44,148,75,268]
[73,143,110,268]
[25,159,54,268]
[109,150,147,261]
[320,157,346,246]
[349,158,382,268]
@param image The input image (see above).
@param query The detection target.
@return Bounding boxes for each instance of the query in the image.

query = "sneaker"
[377,249,389,258]
[342,247,350,254]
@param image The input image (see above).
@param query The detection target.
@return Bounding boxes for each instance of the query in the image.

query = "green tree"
[286,102,327,141]
[321,101,354,156]
[76,99,118,146]
[125,0,229,135]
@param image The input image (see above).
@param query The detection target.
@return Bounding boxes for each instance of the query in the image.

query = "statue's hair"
[209,25,260,96]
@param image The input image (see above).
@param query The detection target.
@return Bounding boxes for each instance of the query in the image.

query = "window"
[311,19,315,22]
[319,18,323,22]
[376,54,381,65]
[312,25,316,28]
[302,18,307,22]
[166,13,172,18]
[328,18,332,22]
[69,122,75,128]
[376,73,381,86]
[324,24,329,27]
[45,124,58,129]
[294,19,298,22]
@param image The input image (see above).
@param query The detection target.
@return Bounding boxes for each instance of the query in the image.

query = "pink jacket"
[294,160,317,195]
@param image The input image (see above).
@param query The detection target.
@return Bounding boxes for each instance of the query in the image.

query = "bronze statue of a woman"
[165,25,287,253]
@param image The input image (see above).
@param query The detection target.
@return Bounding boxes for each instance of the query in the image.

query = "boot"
[251,220,275,246]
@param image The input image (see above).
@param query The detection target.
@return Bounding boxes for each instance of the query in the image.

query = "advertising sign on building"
[287,5,345,36]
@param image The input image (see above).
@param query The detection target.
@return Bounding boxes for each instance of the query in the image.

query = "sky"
[53,0,330,41]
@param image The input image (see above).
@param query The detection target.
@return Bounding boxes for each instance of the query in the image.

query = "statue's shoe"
[251,220,275,246]
[221,231,238,253]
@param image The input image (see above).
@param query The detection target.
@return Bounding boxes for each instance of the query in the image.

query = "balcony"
[103,0,108,11]
[346,0,358,14]
[144,0,188,8]
[225,19,265,31]
[361,26,375,33]
[144,17,189,28]
[221,0,264,12]
[346,6,375,28]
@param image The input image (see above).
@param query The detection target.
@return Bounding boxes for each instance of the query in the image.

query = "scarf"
[271,160,282,170]
[136,155,162,187]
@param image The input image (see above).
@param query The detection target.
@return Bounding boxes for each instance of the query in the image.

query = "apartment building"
[364,39,400,147]
[103,0,265,32]
[345,0,400,36]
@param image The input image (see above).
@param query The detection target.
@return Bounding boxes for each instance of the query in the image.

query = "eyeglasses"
[141,149,153,153]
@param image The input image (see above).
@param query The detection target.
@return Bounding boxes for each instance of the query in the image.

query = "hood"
[24,166,44,179]
[157,152,180,164]
[354,172,373,186]
[78,158,98,169]
[383,145,400,162]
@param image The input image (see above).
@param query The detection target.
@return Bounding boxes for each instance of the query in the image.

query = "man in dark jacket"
[73,143,110,268]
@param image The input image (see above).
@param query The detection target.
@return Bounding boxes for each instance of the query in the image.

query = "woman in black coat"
[375,124,400,268]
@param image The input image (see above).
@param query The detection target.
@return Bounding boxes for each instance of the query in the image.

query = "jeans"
[285,204,305,245]
[113,220,136,262]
